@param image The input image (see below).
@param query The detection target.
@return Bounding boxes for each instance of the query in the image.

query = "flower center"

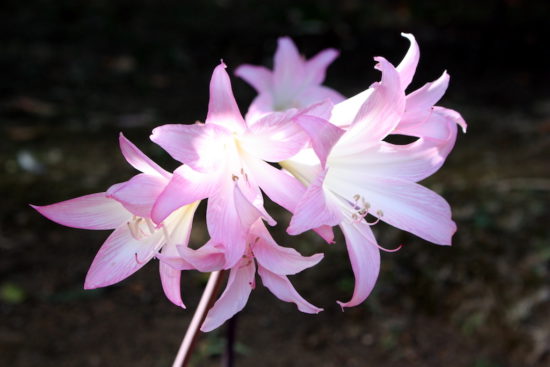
[350,194,384,225]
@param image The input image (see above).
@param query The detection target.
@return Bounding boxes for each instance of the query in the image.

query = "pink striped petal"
[206,63,246,132]
[107,173,167,218]
[296,85,345,108]
[251,221,323,275]
[400,71,449,127]
[396,33,420,90]
[295,115,344,168]
[150,123,229,172]
[201,258,255,332]
[84,225,164,289]
[337,220,380,308]
[234,64,273,93]
[287,169,343,236]
[159,262,185,308]
[119,133,170,178]
[258,265,322,313]
[31,193,131,230]
[176,241,226,272]
[151,165,217,224]
[331,58,405,157]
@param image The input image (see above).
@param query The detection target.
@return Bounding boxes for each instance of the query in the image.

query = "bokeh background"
[1,1,549,366]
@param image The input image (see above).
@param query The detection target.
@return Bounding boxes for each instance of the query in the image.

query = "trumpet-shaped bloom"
[151,63,333,272]
[282,38,467,308]
[160,219,324,331]
[32,134,199,307]
[236,37,345,122]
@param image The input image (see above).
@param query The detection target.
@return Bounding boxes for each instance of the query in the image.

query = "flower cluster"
[33,34,466,331]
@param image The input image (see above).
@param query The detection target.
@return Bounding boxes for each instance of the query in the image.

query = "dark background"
[1,1,549,366]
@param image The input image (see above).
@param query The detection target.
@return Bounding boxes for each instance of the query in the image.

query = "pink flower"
[235,37,345,122]
[32,134,199,307]
[150,63,327,328]
[281,35,467,308]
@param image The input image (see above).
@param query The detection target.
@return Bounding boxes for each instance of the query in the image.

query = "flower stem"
[172,270,225,367]
[223,314,238,367]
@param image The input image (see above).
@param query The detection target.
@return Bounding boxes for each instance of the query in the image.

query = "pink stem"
[172,270,224,367]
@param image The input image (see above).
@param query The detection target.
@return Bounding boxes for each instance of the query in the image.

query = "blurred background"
[1,0,549,366]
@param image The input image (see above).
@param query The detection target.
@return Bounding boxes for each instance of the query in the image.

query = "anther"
[134,252,147,264]
[232,174,239,181]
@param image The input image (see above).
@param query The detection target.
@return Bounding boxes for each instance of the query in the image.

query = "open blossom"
[150,63,325,328]
[32,134,199,307]
[280,34,467,308]
[235,37,345,122]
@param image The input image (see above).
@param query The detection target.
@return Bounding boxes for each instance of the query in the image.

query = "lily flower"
[161,219,324,331]
[235,37,345,122]
[32,134,199,307]
[150,62,333,272]
[282,44,466,308]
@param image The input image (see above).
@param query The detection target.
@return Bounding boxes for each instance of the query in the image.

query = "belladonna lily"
[282,45,467,308]
[32,134,200,307]
[235,37,345,122]
[150,62,327,329]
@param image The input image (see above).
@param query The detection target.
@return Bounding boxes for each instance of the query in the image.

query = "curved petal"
[296,85,345,108]
[31,193,131,230]
[400,71,449,127]
[159,262,185,308]
[396,33,420,91]
[107,173,167,218]
[201,259,255,332]
[176,241,226,272]
[234,64,273,93]
[295,115,344,168]
[151,165,217,224]
[337,220,380,308]
[304,48,339,85]
[119,133,170,179]
[331,57,405,157]
[251,220,323,275]
[287,169,343,236]
[84,225,164,289]
[150,123,229,172]
[330,87,374,128]
[258,265,322,313]
[206,63,246,132]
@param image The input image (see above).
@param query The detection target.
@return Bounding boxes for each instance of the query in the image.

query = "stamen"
[375,242,404,253]
[134,252,147,264]
[232,174,239,181]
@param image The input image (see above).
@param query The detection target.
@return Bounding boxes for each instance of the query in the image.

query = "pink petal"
[396,33,420,91]
[207,185,249,268]
[287,169,343,236]
[201,258,256,332]
[331,58,405,157]
[150,123,229,172]
[159,262,185,308]
[251,220,323,275]
[107,173,167,218]
[257,265,322,313]
[176,241,226,272]
[31,193,131,230]
[84,225,164,289]
[206,63,246,132]
[295,85,345,108]
[242,156,305,214]
[330,88,374,128]
[244,93,273,124]
[295,114,344,168]
[400,71,449,127]
[233,184,264,229]
[239,110,308,162]
[151,165,217,224]
[304,48,339,85]
[234,64,273,93]
[337,220,380,308]
[119,133,170,179]
[273,37,305,98]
